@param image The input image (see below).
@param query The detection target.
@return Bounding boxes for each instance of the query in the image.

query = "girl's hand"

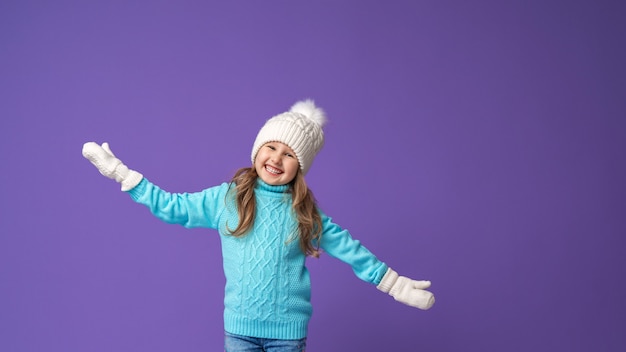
[377,268,435,310]
[82,142,143,191]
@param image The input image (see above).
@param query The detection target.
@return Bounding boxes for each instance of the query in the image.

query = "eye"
[266,145,276,151]
[285,153,295,158]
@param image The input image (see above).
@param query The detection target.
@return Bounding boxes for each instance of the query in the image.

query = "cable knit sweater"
[127,177,388,339]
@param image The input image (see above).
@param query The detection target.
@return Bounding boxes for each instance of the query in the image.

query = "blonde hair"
[227,167,323,258]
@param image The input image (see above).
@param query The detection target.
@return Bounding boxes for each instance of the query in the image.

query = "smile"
[265,165,283,175]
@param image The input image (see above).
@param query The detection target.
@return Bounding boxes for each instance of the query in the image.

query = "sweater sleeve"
[318,212,389,285]
[126,178,229,229]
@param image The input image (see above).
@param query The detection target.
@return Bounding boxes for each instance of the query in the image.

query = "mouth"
[264,165,283,175]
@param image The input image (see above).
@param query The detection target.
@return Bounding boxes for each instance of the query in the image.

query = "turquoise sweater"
[127,178,388,339]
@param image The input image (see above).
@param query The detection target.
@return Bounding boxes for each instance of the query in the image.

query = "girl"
[82,100,435,352]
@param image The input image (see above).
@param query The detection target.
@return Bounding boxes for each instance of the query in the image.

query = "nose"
[270,151,281,165]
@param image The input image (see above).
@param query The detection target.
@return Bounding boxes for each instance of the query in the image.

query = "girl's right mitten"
[82,142,143,191]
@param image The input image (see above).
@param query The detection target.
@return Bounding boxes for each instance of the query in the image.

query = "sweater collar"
[255,178,290,195]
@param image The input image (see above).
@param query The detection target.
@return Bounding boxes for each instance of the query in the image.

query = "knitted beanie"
[251,99,327,175]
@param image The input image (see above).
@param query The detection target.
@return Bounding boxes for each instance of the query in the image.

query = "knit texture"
[376,268,398,293]
[127,178,388,339]
[251,100,326,175]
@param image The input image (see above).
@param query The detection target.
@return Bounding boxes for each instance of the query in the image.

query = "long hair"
[227,167,323,258]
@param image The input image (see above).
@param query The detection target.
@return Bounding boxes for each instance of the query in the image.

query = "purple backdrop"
[1,1,625,351]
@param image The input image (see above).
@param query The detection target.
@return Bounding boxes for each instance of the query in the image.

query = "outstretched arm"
[81,141,225,229]
[319,213,435,310]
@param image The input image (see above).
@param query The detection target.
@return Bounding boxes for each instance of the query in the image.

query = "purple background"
[1,1,625,351]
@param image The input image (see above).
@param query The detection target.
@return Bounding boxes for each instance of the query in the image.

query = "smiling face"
[254,142,300,186]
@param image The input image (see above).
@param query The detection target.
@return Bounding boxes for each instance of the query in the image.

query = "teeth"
[265,165,282,174]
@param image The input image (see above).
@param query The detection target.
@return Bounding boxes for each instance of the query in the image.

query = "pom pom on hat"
[251,99,327,175]
[290,99,327,127]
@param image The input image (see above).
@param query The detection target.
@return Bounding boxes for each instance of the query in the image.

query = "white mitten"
[377,268,435,310]
[82,142,143,191]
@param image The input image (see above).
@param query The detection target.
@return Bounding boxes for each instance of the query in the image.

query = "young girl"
[82,100,435,352]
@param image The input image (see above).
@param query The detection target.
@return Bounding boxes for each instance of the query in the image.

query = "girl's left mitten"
[377,268,435,310]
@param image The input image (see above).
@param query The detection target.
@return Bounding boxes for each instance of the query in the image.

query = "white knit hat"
[251,99,327,175]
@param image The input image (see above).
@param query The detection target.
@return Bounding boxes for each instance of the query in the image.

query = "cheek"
[255,152,268,164]
[288,161,300,174]
[254,157,266,171]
